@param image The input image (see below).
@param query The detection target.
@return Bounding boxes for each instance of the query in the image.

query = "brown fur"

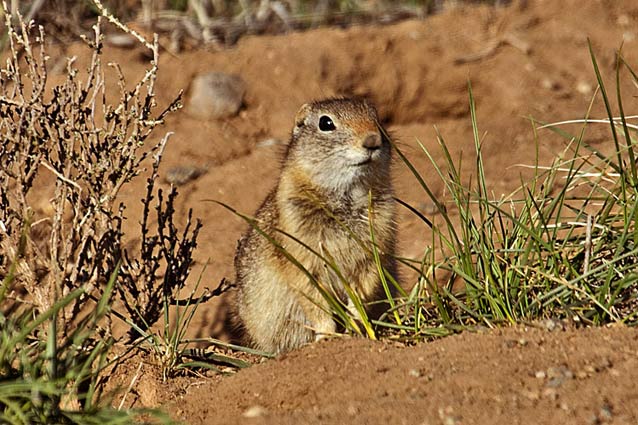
[233,98,396,354]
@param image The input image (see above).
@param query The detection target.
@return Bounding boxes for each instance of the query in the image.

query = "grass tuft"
[382,43,638,341]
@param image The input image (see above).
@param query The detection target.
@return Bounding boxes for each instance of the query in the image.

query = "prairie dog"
[233,98,396,354]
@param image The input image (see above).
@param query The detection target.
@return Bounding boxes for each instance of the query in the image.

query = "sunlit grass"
[380,43,638,341]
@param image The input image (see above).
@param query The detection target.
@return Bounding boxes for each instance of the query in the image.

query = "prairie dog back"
[233,97,396,354]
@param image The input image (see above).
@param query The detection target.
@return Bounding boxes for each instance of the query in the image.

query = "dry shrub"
[0,3,199,340]
[3,0,434,50]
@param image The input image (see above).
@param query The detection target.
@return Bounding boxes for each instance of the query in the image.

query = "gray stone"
[104,34,137,49]
[164,165,207,186]
[187,72,246,120]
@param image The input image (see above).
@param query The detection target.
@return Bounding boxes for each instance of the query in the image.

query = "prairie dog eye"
[318,115,336,132]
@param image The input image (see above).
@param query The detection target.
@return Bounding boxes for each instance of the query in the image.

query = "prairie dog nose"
[362,133,382,151]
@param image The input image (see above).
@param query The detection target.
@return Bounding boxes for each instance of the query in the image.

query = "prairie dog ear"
[294,103,312,129]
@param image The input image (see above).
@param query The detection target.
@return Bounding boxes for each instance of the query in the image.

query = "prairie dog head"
[286,98,391,193]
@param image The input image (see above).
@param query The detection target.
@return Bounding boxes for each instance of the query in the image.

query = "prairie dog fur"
[233,97,396,354]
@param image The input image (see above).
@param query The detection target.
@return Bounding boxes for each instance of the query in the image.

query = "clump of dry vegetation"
[5,0,488,50]
[0,2,206,422]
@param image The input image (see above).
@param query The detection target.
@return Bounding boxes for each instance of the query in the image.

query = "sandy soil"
[176,326,638,425]
[43,0,638,423]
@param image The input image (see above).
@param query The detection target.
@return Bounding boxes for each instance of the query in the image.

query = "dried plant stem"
[91,0,155,51]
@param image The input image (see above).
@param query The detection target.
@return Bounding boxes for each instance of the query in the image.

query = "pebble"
[599,403,613,420]
[243,405,267,418]
[541,318,565,331]
[542,387,558,400]
[347,405,359,416]
[164,165,207,186]
[522,389,540,401]
[547,365,573,380]
[584,365,596,374]
[576,81,593,96]
[438,406,460,425]
[187,72,246,120]
[105,34,137,49]
[575,370,589,379]
[543,365,573,388]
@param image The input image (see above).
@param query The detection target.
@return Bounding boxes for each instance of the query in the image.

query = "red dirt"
[44,0,638,423]
[177,326,638,425]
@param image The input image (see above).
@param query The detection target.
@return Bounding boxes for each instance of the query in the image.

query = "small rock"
[105,34,137,49]
[409,368,421,378]
[541,318,564,331]
[542,388,558,401]
[547,365,573,379]
[535,370,546,379]
[576,370,589,379]
[542,318,556,331]
[576,81,593,96]
[584,365,596,374]
[347,405,359,416]
[543,365,573,388]
[438,406,460,425]
[164,165,207,186]
[599,358,612,369]
[522,390,540,401]
[187,72,246,120]
[600,403,613,420]
[243,405,267,418]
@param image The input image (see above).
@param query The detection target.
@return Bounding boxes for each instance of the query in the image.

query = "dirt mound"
[172,326,638,425]
[42,0,638,423]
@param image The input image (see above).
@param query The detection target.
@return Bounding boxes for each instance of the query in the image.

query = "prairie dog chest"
[278,188,392,270]
[279,185,378,243]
